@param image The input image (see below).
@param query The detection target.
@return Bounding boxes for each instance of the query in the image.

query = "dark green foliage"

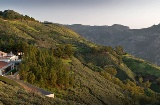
[150,84,160,93]
[19,44,74,90]
[116,67,130,81]
[123,55,160,92]
[53,44,74,58]
[76,46,122,68]
[0,10,35,21]
[156,78,160,85]
[123,56,160,77]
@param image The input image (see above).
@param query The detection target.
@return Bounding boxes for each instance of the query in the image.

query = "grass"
[0,75,20,87]
[9,21,39,32]
[123,55,160,77]
[0,81,73,105]
[62,58,72,65]
[63,57,127,105]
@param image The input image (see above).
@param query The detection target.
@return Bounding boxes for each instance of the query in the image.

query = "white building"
[0,51,20,75]
[0,61,14,75]
[0,51,7,57]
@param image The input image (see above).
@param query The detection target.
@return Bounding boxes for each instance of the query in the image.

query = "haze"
[1,0,160,29]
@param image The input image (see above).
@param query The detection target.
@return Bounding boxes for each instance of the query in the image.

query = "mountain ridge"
[65,23,160,65]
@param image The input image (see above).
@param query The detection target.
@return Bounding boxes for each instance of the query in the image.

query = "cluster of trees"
[100,70,159,104]
[52,44,74,58]
[0,10,35,21]
[19,44,74,89]
[104,67,117,76]
[0,36,74,89]
[90,45,125,56]
[138,77,151,88]
[0,37,28,54]
[91,46,124,64]
[19,45,74,89]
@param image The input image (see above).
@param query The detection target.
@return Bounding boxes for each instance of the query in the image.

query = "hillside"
[65,24,160,65]
[0,76,78,105]
[1,10,160,105]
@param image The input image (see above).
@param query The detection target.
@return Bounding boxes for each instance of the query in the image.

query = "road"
[6,74,54,98]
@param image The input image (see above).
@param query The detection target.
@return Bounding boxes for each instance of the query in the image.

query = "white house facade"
[0,51,20,75]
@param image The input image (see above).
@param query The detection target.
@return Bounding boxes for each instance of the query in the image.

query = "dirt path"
[5,75,54,97]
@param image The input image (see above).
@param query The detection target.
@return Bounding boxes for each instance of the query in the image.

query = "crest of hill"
[0,10,35,21]
[0,13,82,48]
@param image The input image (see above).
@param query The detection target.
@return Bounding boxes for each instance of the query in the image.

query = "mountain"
[65,24,160,65]
[1,10,160,105]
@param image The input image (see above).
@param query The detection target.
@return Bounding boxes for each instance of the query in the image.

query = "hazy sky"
[1,0,160,29]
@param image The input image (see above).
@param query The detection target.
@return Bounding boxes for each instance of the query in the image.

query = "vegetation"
[66,24,160,66]
[0,10,35,21]
[0,75,20,87]
[123,55,160,93]
[19,44,74,90]
[0,81,78,105]
[123,55,160,77]
[1,10,160,105]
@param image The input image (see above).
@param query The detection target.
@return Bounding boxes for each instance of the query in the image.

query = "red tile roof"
[0,61,9,69]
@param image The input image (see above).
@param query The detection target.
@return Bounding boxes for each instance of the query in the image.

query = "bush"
[104,67,117,76]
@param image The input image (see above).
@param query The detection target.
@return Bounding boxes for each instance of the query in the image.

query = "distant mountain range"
[65,24,160,65]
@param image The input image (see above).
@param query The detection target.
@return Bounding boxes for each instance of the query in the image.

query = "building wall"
[0,51,7,57]
[10,56,18,61]
[0,51,20,75]
[0,70,2,75]
[0,63,14,75]
[0,59,10,62]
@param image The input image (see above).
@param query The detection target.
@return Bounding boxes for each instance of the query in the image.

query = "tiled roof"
[0,61,9,69]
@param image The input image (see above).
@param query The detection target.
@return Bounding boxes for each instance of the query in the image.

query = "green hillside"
[1,10,160,105]
[0,80,78,105]
[123,55,160,93]
[123,54,160,77]
[65,24,160,66]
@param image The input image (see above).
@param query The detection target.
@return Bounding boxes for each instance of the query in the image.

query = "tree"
[115,46,125,55]
[143,80,151,88]
[38,74,45,87]
[19,64,29,81]
[24,15,30,20]
[54,47,63,58]
[19,69,28,81]
[28,73,35,84]
[104,67,117,76]
[64,44,74,57]
[156,78,160,85]
[139,77,143,84]
[100,71,112,80]
[18,44,74,89]
[48,68,57,87]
